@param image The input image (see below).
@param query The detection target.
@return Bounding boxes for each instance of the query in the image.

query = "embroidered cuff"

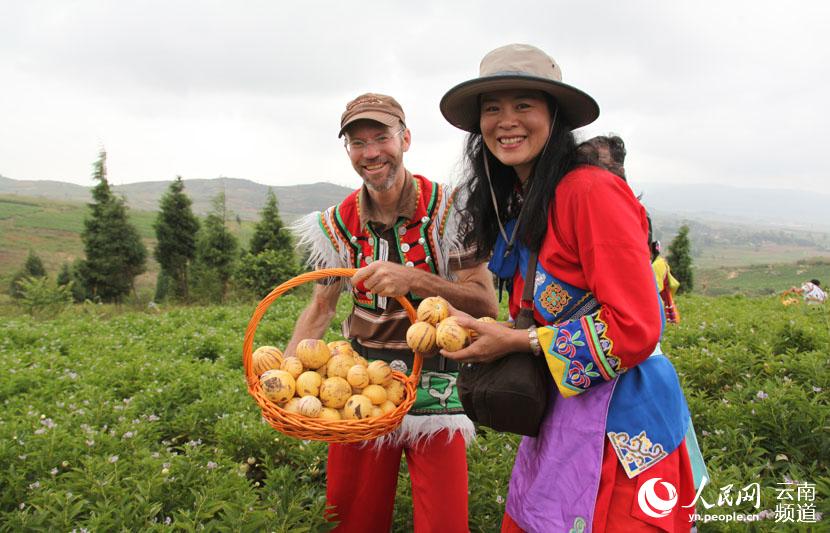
[537,314,618,398]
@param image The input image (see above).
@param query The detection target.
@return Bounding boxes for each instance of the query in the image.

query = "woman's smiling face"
[479,89,552,182]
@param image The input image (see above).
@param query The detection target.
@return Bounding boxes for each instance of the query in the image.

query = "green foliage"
[13,275,73,317]
[66,259,94,303]
[154,177,200,302]
[56,262,71,288]
[8,250,48,299]
[696,258,830,297]
[0,294,826,531]
[154,270,171,303]
[193,192,238,303]
[80,150,148,303]
[668,224,694,293]
[249,189,293,255]
[234,250,300,299]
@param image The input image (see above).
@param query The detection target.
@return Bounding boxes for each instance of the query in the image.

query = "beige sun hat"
[440,43,599,132]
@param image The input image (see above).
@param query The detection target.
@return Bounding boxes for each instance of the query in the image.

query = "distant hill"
[0,175,353,222]
[636,182,830,231]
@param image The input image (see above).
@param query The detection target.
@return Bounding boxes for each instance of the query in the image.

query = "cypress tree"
[79,149,147,303]
[9,250,48,298]
[194,191,238,302]
[234,188,298,297]
[153,176,200,301]
[56,262,72,287]
[249,189,292,255]
[667,224,693,294]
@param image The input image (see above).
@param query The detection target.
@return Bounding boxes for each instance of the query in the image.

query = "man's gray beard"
[364,162,400,192]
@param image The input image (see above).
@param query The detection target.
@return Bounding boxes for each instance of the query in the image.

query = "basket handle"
[242,268,423,388]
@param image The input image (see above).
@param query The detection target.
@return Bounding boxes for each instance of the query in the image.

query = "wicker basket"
[242,268,423,443]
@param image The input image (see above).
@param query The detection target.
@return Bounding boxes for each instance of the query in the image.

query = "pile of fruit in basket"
[252,296,501,421]
[252,340,405,421]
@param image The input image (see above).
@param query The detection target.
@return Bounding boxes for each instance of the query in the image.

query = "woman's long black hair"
[457,97,579,259]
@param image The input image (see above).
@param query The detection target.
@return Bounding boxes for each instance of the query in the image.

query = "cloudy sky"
[1,0,828,195]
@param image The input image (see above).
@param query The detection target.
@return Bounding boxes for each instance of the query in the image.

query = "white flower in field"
[148,414,160,422]
[813,386,823,393]
[122,431,135,439]
[206,461,218,470]
[108,455,119,463]
[50,468,58,476]
[28,481,40,490]
[163,462,171,469]
[151,452,160,458]
[164,517,172,525]
[34,428,46,435]
[701,430,710,437]
[496,495,505,504]
[40,418,56,429]
[19,503,25,510]
[18,454,27,460]
[85,440,95,447]
[756,390,769,400]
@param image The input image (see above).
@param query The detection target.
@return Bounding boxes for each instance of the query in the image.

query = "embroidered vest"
[319,174,457,310]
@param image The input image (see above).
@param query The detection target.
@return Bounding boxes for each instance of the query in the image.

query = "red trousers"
[502,439,695,532]
[326,429,469,533]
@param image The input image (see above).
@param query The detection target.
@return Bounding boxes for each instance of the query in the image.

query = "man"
[288,93,498,532]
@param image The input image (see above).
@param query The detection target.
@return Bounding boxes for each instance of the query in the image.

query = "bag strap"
[514,249,538,329]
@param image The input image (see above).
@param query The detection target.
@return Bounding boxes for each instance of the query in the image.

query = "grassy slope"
[4,193,830,300]
[0,194,255,296]
[695,258,830,296]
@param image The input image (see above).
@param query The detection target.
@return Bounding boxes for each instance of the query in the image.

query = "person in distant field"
[788,278,827,304]
[287,92,498,532]
[651,240,681,323]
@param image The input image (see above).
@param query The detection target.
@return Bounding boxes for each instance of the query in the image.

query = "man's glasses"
[344,128,405,154]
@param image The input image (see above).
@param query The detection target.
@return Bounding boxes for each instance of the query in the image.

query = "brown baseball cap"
[339,93,406,137]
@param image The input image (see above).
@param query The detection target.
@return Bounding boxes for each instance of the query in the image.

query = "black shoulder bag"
[456,249,551,437]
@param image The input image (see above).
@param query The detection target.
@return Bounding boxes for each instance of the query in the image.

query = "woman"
[651,241,682,323]
[438,44,699,532]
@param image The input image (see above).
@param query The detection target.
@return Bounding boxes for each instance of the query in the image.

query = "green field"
[0,294,827,531]
[697,258,830,297]
[5,193,830,304]
[0,195,256,298]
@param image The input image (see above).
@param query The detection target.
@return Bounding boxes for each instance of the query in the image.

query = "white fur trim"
[367,413,476,449]
[289,211,342,270]
[441,205,466,274]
